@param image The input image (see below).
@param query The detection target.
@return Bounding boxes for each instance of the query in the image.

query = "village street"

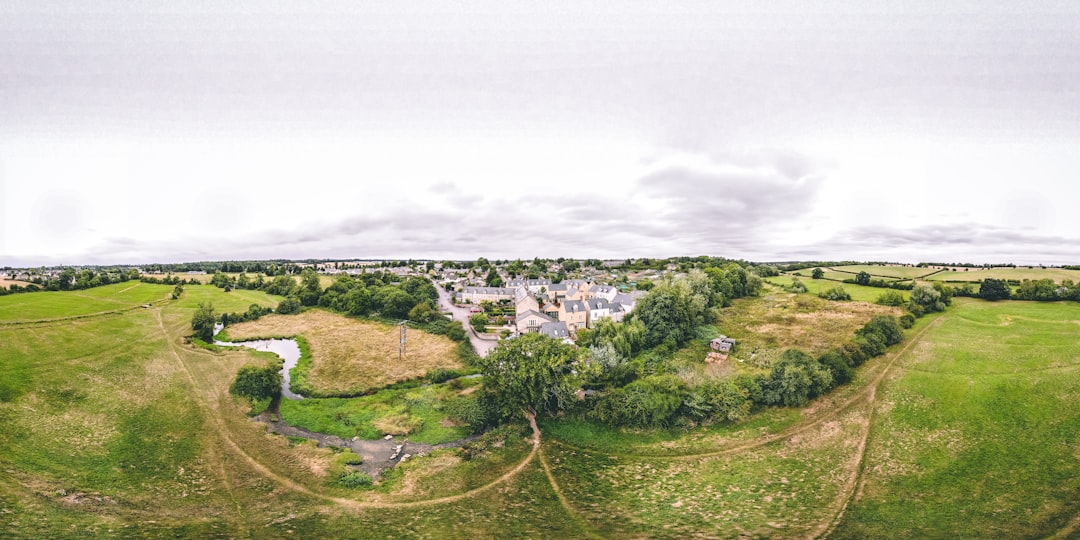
[435,285,498,357]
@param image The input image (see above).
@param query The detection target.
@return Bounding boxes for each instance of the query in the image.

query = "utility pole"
[399,320,407,361]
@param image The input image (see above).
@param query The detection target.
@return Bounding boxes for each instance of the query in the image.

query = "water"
[213,323,304,400]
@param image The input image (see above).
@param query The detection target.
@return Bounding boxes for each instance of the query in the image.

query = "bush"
[276,297,302,314]
[818,350,854,386]
[445,394,496,433]
[875,290,906,306]
[762,349,833,407]
[335,470,373,488]
[589,374,686,427]
[818,286,851,301]
[446,321,467,342]
[899,313,916,328]
[787,278,808,293]
[230,364,282,401]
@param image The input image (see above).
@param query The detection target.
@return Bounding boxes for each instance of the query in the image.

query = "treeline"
[959,278,1080,302]
[0,268,140,296]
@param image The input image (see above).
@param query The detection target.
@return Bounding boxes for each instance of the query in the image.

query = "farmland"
[827,264,937,280]
[765,275,904,303]
[926,266,1080,284]
[2,282,1079,538]
[0,281,173,322]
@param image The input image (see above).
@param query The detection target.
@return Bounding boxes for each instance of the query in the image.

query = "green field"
[926,266,1080,284]
[0,281,174,322]
[827,264,937,280]
[3,284,1080,538]
[766,275,906,303]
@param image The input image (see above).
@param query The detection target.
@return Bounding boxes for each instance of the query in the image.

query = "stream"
[213,323,304,400]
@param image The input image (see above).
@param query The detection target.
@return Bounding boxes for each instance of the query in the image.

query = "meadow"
[766,275,905,303]
[827,264,937,280]
[224,310,463,396]
[0,281,173,322]
[926,266,1080,284]
[2,283,1079,538]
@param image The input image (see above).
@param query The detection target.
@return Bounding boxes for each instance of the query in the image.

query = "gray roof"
[547,283,568,292]
[462,286,516,295]
[540,321,570,338]
[609,302,625,313]
[585,298,611,310]
[562,300,587,313]
[612,292,637,306]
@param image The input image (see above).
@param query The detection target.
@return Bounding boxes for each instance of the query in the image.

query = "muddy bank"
[254,412,477,479]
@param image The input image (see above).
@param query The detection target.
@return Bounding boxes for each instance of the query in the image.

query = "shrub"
[762,349,833,407]
[875,290,906,306]
[336,471,373,488]
[818,350,854,386]
[276,297,302,314]
[898,313,916,329]
[446,321,467,342]
[589,374,686,427]
[787,278,808,293]
[818,286,851,301]
[230,364,282,401]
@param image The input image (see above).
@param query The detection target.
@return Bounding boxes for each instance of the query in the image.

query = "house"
[506,278,552,294]
[584,298,613,328]
[459,286,517,303]
[514,286,540,315]
[539,321,571,340]
[563,286,587,302]
[544,283,569,302]
[590,284,619,302]
[516,310,554,334]
[710,336,737,353]
[559,300,588,331]
[562,279,590,290]
[608,302,627,323]
[611,292,638,313]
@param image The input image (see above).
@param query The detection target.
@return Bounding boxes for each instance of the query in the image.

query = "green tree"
[374,287,415,319]
[191,302,217,341]
[874,290,906,306]
[978,278,1011,301]
[631,285,694,349]
[229,364,282,401]
[855,271,871,285]
[276,297,302,315]
[909,284,946,315]
[763,349,833,407]
[408,301,438,322]
[298,268,322,306]
[485,268,504,288]
[475,333,585,420]
[811,268,825,279]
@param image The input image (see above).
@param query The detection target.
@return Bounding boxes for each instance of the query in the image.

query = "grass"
[828,264,938,280]
[766,275,905,304]
[926,266,1080,284]
[0,281,173,322]
[719,287,902,365]
[226,310,463,396]
[4,280,1080,538]
[833,299,1080,538]
[279,379,477,444]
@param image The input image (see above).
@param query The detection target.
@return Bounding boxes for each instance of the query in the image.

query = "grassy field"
[926,266,1080,284]
[0,281,173,322]
[828,264,937,280]
[717,291,902,366]
[832,299,1080,538]
[224,310,463,396]
[766,275,906,304]
[3,283,1080,538]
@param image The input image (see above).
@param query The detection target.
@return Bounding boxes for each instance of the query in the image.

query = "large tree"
[978,278,1012,301]
[297,268,322,306]
[475,333,586,420]
[631,285,694,349]
[191,302,217,342]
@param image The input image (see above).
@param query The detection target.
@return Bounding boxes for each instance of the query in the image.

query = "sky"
[2,1,1079,266]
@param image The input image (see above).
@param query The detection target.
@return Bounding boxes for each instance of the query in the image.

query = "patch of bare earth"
[226,310,462,394]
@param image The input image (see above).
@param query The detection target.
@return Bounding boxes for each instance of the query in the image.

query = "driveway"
[436,286,499,358]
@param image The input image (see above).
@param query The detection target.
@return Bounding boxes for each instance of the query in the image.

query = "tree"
[909,284,946,315]
[978,278,1011,301]
[374,287,415,319]
[229,364,282,401]
[475,333,585,420]
[191,302,217,342]
[788,278,808,293]
[811,268,825,279]
[855,271,871,285]
[485,268,504,288]
[763,349,833,407]
[276,297,302,315]
[632,285,694,349]
[298,268,322,306]
[469,313,489,333]
[408,301,438,322]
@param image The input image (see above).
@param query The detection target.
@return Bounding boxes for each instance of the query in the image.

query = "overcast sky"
[2,1,1079,266]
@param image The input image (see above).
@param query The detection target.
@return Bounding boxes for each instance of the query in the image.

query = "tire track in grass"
[538,447,605,540]
[813,316,946,540]
[155,308,539,511]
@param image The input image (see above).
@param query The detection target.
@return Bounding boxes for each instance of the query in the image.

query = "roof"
[547,283,568,292]
[539,321,570,338]
[562,300,587,313]
[612,293,637,306]
[462,286,516,295]
[518,310,554,324]
[585,298,611,310]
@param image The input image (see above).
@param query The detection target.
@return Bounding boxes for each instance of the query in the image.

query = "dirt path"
[812,316,946,540]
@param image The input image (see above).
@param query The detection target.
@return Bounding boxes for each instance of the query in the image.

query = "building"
[590,284,619,301]
[584,298,613,328]
[516,310,554,334]
[539,321,571,340]
[459,286,517,303]
[710,336,737,353]
[559,299,589,331]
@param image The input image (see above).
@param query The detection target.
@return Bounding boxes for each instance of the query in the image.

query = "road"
[435,286,499,357]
